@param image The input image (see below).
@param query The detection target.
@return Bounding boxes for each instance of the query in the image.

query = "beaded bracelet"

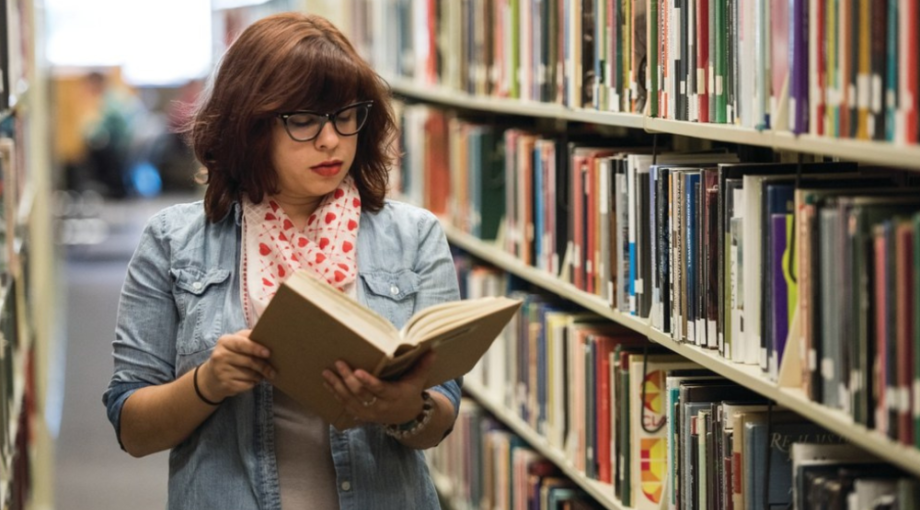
[194,363,225,406]
[384,390,434,440]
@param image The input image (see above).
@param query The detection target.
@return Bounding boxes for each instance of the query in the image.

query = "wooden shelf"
[463,381,626,510]
[389,78,920,171]
[443,223,920,478]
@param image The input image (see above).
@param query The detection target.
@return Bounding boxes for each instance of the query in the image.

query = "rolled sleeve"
[102,211,179,446]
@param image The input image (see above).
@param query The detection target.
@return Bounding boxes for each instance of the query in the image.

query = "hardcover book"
[251,271,522,429]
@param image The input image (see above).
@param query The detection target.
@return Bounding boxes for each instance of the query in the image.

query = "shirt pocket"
[171,267,232,356]
[359,270,421,329]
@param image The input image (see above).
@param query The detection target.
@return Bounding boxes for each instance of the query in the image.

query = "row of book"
[0,114,34,510]
[0,0,32,111]
[427,398,600,510]
[455,253,920,509]
[400,104,920,445]
[0,278,30,510]
[1,116,29,276]
[353,0,920,144]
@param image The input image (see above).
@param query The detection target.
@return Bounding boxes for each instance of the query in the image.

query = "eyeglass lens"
[285,103,370,141]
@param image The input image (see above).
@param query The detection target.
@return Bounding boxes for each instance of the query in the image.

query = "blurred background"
[41,1,346,509]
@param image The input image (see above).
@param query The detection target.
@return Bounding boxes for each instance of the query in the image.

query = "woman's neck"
[268,194,324,230]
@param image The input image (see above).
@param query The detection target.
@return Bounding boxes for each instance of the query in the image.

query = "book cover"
[628,355,700,509]
[656,167,672,333]
[844,196,920,427]
[681,382,759,510]
[704,170,719,350]
[914,213,920,449]
[697,0,710,123]
[632,0,648,113]
[855,0,871,140]
[901,0,919,143]
[251,272,521,429]
[730,212,745,366]
[769,213,791,381]
[685,171,701,345]
[759,182,795,372]
[818,206,843,411]
[637,170,653,317]
[885,0,898,141]
[724,178,743,361]
[895,221,914,446]
[870,0,887,140]
[789,0,808,134]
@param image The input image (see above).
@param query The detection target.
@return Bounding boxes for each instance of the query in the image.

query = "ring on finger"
[362,396,377,407]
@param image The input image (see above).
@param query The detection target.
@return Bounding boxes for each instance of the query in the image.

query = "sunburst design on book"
[640,370,666,504]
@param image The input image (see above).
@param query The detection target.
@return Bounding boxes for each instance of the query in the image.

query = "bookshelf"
[0,0,55,509]
[387,76,645,129]
[461,380,626,510]
[388,76,920,171]
[353,1,920,507]
[443,223,920,479]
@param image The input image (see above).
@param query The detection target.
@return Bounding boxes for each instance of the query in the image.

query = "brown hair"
[185,12,395,222]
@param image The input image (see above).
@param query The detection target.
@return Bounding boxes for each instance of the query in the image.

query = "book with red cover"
[904,0,919,142]
[572,154,586,290]
[895,222,915,445]
[587,156,597,295]
[424,111,449,216]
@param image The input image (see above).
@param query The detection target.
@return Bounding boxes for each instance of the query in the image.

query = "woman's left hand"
[322,352,436,426]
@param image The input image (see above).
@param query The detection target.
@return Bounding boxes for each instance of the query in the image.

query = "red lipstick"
[310,159,343,177]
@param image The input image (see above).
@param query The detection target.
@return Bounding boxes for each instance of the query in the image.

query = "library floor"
[54,193,198,510]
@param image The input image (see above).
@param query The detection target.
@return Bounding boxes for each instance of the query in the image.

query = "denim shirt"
[103,199,462,510]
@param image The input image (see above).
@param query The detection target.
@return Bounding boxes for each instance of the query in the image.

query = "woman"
[103,12,461,509]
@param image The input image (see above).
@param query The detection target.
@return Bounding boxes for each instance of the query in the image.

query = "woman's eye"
[290,117,318,128]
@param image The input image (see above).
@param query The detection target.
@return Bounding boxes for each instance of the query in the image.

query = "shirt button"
[389,285,399,296]
[340,481,352,491]
[192,281,203,291]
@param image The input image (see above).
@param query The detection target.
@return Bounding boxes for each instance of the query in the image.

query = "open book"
[250,269,522,430]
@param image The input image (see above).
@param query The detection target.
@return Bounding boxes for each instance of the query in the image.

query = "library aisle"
[53,194,196,510]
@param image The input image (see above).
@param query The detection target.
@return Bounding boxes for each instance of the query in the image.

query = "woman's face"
[269,108,359,203]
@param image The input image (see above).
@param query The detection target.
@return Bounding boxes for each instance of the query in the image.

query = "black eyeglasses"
[276,100,373,142]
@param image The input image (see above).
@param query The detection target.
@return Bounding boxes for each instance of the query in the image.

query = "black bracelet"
[194,364,224,406]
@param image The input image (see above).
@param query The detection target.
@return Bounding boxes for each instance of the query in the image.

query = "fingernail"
[262,349,271,357]
[336,361,346,371]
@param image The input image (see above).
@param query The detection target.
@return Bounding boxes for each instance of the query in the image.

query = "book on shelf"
[742,418,844,510]
[626,354,701,510]
[250,270,522,430]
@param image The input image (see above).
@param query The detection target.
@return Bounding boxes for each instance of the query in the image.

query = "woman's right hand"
[198,329,275,401]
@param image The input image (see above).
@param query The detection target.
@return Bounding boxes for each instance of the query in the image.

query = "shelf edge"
[445,224,920,477]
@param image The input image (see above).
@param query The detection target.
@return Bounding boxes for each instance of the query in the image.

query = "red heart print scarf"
[241,175,361,324]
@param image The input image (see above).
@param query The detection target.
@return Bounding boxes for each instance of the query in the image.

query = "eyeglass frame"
[276,100,374,142]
